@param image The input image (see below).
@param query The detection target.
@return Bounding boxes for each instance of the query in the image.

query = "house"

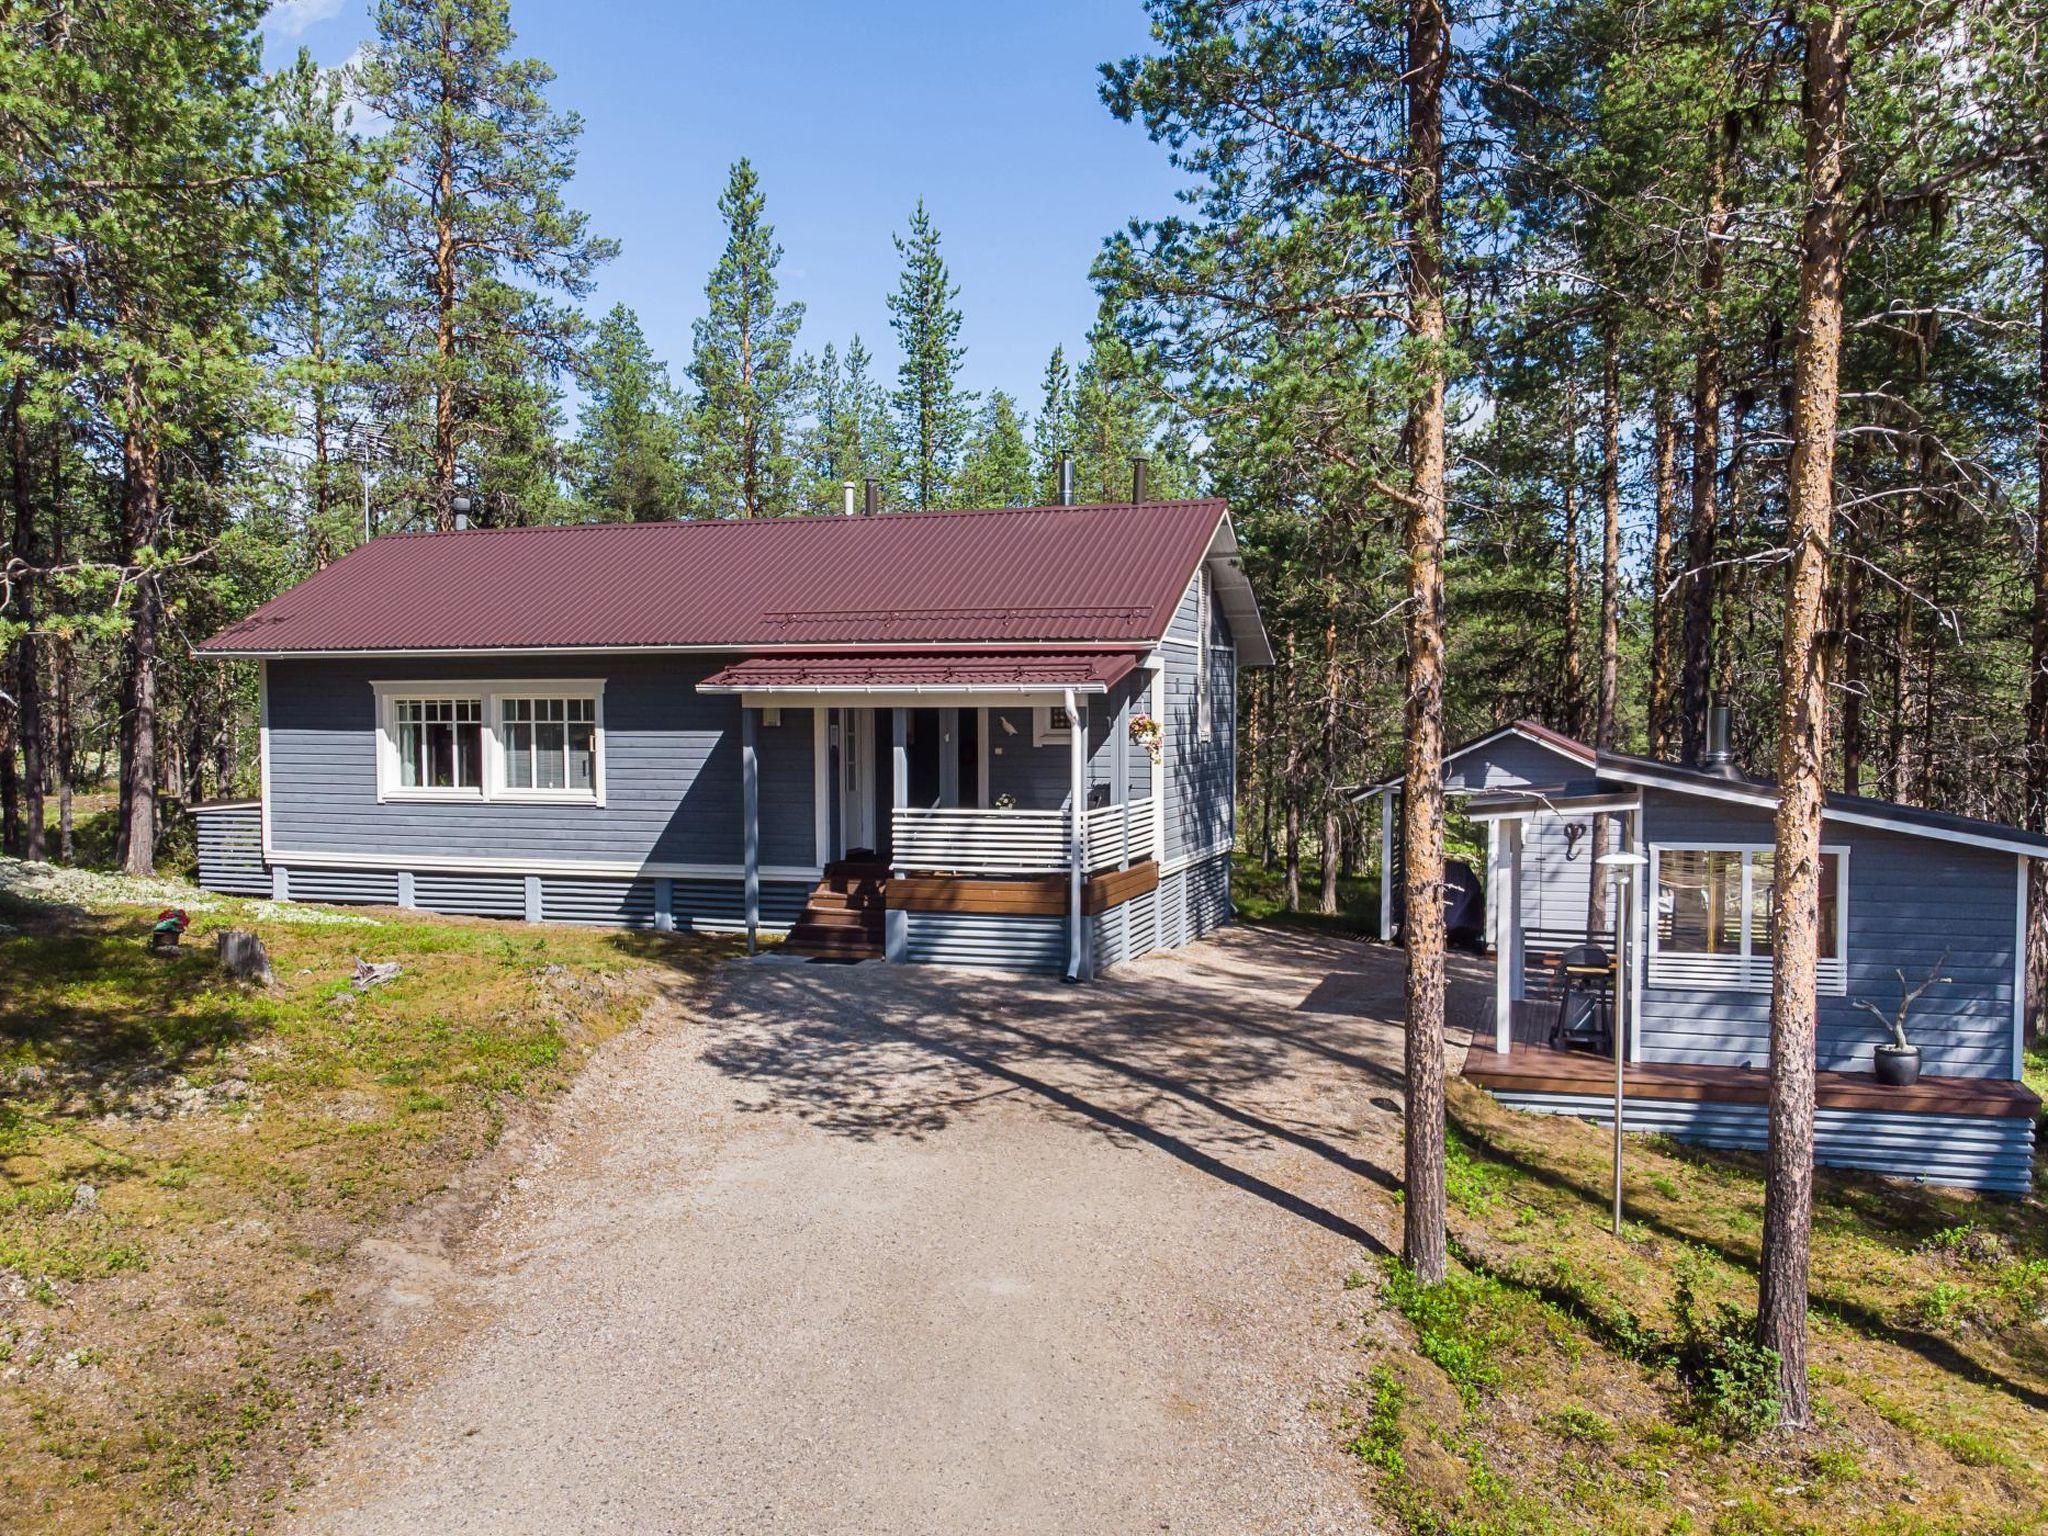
[1356,711,2043,1194]
[191,494,1271,980]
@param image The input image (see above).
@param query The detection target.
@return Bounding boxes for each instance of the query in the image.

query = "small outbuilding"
[1356,712,2043,1194]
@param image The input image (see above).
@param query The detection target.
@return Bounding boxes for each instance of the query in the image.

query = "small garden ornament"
[1852,954,1949,1087]
[149,909,189,956]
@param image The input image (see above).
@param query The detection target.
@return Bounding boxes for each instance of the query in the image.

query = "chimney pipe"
[1130,456,1149,505]
[842,481,856,517]
[1058,458,1074,506]
[1703,700,1741,779]
[863,478,880,516]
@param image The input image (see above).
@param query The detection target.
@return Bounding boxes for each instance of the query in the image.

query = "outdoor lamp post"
[1596,849,1648,1237]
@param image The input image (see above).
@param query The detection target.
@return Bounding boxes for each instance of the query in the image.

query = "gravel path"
[288,927,1487,1535]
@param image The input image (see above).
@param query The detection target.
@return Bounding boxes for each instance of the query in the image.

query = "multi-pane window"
[394,697,483,791]
[1652,846,1844,992]
[501,696,597,792]
[1033,704,1073,746]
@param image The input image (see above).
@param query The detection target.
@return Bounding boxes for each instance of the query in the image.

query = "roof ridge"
[372,499,1225,540]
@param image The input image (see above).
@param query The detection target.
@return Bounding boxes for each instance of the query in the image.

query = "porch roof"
[696,649,1143,696]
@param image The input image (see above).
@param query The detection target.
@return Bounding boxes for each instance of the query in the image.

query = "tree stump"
[217,929,275,987]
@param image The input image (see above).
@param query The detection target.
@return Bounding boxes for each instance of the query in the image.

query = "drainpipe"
[1065,687,1086,982]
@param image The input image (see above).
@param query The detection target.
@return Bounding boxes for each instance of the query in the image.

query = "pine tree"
[573,304,685,520]
[887,200,973,509]
[804,335,895,509]
[956,391,1034,507]
[688,158,806,517]
[358,0,615,530]
[1033,345,1076,498]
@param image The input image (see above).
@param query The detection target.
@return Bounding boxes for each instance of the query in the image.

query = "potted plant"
[1129,712,1163,763]
[1852,955,1948,1087]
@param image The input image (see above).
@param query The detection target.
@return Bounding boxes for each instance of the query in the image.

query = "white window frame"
[1196,567,1214,743]
[374,679,607,807]
[1032,703,1073,747]
[1647,841,1848,995]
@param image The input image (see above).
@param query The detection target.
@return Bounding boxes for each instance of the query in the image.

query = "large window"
[376,681,604,804]
[394,697,483,793]
[501,695,597,793]
[1651,844,1845,993]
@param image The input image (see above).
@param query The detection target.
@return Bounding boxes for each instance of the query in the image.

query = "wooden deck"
[1463,1039,2041,1120]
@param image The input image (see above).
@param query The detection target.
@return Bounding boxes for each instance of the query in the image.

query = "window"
[393,696,483,793]
[376,680,605,804]
[500,696,597,793]
[1651,844,1845,993]
[1032,704,1074,746]
[1196,568,1214,743]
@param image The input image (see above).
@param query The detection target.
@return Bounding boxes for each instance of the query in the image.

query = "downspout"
[1065,687,1086,982]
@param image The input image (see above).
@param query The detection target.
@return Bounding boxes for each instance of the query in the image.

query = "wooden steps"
[784,860,888,960]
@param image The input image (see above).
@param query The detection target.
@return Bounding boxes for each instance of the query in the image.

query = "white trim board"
[1595,763,2048,859]
[263,847,824,883]
[727,686,1096,709]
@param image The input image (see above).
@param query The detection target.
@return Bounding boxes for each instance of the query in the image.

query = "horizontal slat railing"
[890,797,1160,876]
[893,807,1069,873]
[1084,797,1157,873]
[1647,952,1845,995]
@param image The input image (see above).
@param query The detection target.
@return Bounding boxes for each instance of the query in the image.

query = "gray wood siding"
[1637,793,2019,1079]
[194,804,267,896]
[1517,812,1601,945]
[266,655,818,871]
[1443,734,1593,793]
[1164,569,1236,865]
[982,672,1152,810]
[904,911,1066,972]
[1490,1091,2032,1196]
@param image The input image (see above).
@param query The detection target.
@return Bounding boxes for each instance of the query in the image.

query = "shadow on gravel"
[659,926,1493,1258]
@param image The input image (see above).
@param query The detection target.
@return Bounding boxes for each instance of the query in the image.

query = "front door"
[839,708,878,859]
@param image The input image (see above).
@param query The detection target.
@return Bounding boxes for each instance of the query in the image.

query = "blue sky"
[263,0,1188,414]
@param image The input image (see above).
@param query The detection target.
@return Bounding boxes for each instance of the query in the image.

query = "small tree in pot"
[1851,954,1949,1087]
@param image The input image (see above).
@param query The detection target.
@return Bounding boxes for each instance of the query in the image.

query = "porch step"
[785,862,890,960]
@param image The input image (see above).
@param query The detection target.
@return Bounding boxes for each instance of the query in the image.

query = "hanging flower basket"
[1129,713,1163,763]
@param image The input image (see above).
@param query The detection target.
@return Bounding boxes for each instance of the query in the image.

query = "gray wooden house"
[1358,715,2043,1194]
[192,495,1269,980]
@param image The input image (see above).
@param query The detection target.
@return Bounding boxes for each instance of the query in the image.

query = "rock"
[70,1184,98,1214]
[217,929,276,986]
[352,958,403,991]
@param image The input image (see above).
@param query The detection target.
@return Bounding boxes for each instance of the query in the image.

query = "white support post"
[1148,663,1166,862]
[1490,821,1511,1054]
[1628,808,1646,1062]
[1113,686,1132,869]
[1506,819,1526,1004]
[886,709,908,962]
[1066,688,1087,982]
[742,707,760,955]
[1378,790,1395,942]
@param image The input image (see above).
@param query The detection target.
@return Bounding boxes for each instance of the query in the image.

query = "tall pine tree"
[956,391,1034,507]
[887,200,973,510]
[573,304,684,521]
[358,0,615,530]
[688,158,805,518]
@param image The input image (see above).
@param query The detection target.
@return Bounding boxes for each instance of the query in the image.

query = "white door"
[840,708,876,857]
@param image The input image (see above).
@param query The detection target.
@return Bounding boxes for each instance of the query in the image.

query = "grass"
[0,870,730,1534]
[1344,1082,2048,1536]
[1231,851,1380,937]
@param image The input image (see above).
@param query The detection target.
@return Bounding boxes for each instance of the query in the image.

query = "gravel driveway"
[288,926,1488,1535]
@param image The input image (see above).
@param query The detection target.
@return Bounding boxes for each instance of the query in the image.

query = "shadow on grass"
[1448,1100,2048,1414]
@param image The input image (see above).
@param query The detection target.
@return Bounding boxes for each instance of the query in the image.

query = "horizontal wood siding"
[1638,794,2018,1078]
[1164,570,1235,866]
[903,911,1066,972]
[671,878,805,933]
[267,655,817,871]
[414,871,526,918]
[1443,736,1595,793]
[1091,884,1162,974]
[982,671,1150,811]
[193,804,267,895]
[542,877,657,927]
[1491,1091,2033,1196]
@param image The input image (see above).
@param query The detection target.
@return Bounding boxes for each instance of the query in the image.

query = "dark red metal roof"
[199,500,1231,655]
[699,651,1142,693]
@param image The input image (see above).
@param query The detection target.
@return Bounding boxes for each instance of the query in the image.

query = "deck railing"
[891,797,1158,875]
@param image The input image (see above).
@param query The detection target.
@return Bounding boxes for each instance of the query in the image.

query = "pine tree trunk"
[1561,379,1584,738]
[6,378,45,859]
[117,396,164,878]
[1649,390,1680,758]
[1401,0,1451,1288]
[2027,219,2048,1044]
[1588,332,1623,931]
[1285,797,1301,912]
[1839,488,1864,796]
[1759,1,1849,1432]
[1319,602,1342,916]
[1682,124,1731,766]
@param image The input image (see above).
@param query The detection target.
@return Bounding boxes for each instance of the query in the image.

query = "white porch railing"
[890,797,1158,875]
[1083,798,1157,872]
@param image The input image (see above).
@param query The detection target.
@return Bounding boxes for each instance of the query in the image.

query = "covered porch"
[700,650,1165,977]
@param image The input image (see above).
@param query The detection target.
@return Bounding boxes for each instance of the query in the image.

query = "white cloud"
[265,0,348,39]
